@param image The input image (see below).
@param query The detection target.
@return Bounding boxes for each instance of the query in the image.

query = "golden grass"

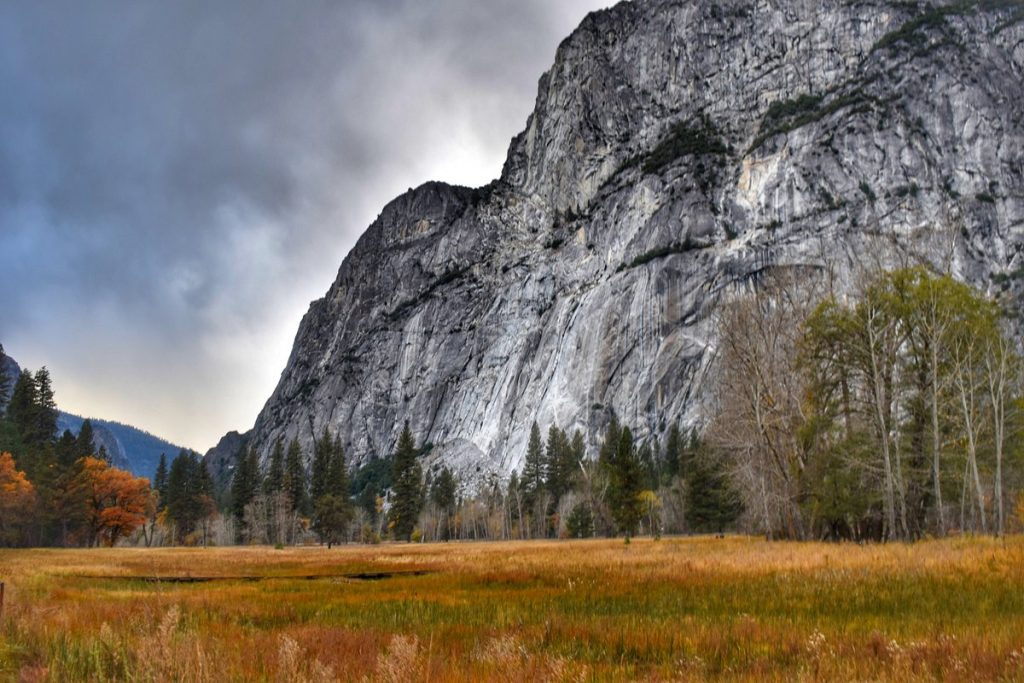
[2,536,1024,681]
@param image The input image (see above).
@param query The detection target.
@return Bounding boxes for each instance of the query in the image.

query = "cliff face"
[237,0,1024,483]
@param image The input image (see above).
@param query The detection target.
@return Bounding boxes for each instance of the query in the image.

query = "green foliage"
[7,368,57,455]
[312,431,353,546]
[389,422,423,541]
[429,466,457,541]
[566,502,595,538]
[606,426,645,538]
[310,428,333,503]
[686,446,743,534]
[284,437,310,515]
[263,439,285,496]
[799,266,1013,540]
[522,422,545,508]
[154,453,169,511]
[543,425,573,506]
[351,455,391,520]
[430,466,457,512]
[750,91,871,152]
[871,5,962,53]
[388,266,471,321]
[165,450,215,541]
[230,446,258,539]
[616,240,701,272]
[859,181,877,202]
[637,119,730,176]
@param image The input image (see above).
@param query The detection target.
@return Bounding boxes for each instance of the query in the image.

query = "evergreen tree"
[55,430,78,469]
[310,428,333,503]
[314,436,353,546]
[544,425,570,504]
[522,422,545,507]
[7,370,38,450]
[75,420,95,460]
[327,434,350,499]
[166,450,196,540]
[687,449,743,533]
[637,441,658,490]
[31,368,58,446]
[566,502,594,538]
[607,426,644,539]
[165,450,215,543]
[230,446,254,530]
[569,430,585,470]
[153,453,169,510]
[388,422,422,541]
[284,437,309,515]
[430,466,457,540]
[264,438,285,496]
[663,423,682,482]
[598,416,622,467]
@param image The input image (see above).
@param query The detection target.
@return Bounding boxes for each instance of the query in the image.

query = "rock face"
[238,0,1024,484]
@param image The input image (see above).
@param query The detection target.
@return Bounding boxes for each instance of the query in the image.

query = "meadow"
[1,536,1024,681]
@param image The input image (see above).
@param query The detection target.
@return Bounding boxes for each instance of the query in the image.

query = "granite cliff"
[210,0,1024,486]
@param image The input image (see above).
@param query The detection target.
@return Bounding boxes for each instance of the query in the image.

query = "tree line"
[4,264,1020,547]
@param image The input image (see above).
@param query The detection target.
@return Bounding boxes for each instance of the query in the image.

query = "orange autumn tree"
[0,451,38,546]
[77,456,152,547]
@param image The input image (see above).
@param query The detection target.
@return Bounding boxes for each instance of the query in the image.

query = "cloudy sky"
[0,0,611,450]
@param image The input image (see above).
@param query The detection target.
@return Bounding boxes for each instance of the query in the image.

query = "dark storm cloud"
[0,0,611,448]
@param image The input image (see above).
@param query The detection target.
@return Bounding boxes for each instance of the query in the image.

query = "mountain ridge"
[1,346,187,478]
[210,0,1024,487]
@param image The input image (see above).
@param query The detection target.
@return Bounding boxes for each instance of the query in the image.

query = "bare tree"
[708,270,824,539]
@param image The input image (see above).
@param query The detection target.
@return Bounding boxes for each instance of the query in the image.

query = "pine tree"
[7,370,38,449]
[522,422,545,507]
[55,430,78,469]
[284,437,309,515]
[389,422,422,541]
[153,453,169,510]
[230,446,253,529]
[544,425,569,504]
[310,427,333,503]
[637,441,658,490]
[264,439,285,496]
[569,430,585,470]
[313,435,352,547]
[165,450,215,544]
[664,423,682,482]
[608,426,644,539]
[31,368,58,446]
[687,450,742,534]
[327,435,349,499]
[75,420,96,460]
[598,416,621,467]
[430,467,457,541]
[166,450,195,541]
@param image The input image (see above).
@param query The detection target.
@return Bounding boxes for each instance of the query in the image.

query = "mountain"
[1,348,19,407]
[216,0,1024,485]
[56,413,185,480]
[1,345,186,479]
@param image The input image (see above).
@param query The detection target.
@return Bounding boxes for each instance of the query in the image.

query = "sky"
[0,0,612,451]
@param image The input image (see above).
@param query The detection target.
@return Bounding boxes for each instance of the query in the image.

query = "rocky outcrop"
[237,0,1024,485]
[204,430,247,487]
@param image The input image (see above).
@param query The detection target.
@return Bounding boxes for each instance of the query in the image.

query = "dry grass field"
[2,536,1024,681]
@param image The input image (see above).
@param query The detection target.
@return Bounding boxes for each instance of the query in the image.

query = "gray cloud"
[0,0,611,449]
